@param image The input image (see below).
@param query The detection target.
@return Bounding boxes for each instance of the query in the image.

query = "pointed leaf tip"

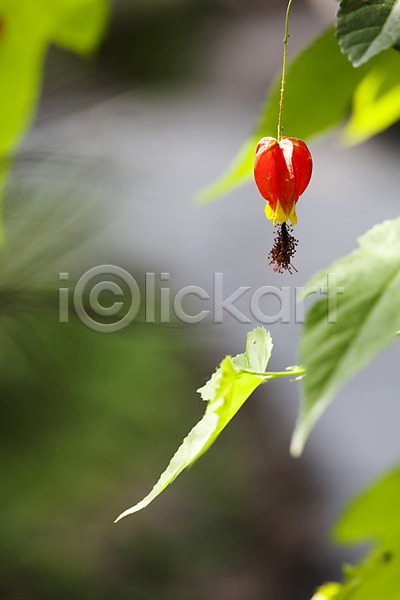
[115,328,274,521]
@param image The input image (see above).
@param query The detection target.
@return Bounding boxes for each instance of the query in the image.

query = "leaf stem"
[277,0,294,142]
[241,365,305,379]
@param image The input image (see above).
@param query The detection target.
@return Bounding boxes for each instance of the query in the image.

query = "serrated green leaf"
[115,328,272,521]
[337,0,400,67]
[344,48,400,143]
[198,327,273,402]
[291,218,400,457]
[116,328,305,521]
[241,325,273,372]
[198,27,367,203]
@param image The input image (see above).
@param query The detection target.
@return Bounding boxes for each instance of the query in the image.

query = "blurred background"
[1,0,400,598]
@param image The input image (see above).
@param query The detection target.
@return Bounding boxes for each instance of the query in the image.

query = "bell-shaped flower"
[254,136,312,225]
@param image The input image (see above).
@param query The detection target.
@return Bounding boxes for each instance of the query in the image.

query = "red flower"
[254,136,312,225]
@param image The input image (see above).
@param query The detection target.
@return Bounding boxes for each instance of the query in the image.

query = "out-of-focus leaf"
[291,218,400,457]
[0,7,45,242]
[37,0,109,54]
[0,0,108,156]
[0,0,109,239]
[344,48,400,143]
[116,328,304,521]
[335,469,400,546]
[337,0,400,67]
[0,8,44,159]
[198,27,368,203]
[311,583,342,600]
[312,550,398,600]
[312,469,400,600]
[0,0,109,53]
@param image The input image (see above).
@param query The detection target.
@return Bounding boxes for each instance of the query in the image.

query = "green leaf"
[291,218,400,457]
[38,0,109,54]
[344,48,400,143]
[312,549,398,600]
[0,0,108,155]
[0,0,109,240]
[0,8,45,159]
[115,328,272,521]
[313,469,400,600]
[335,469,400,547]
[1,0,109,53]
[0,0,109,156]
[115,328,303,521]
[337,0,400,67]
[198,27,367,203]
[311,583,342,600]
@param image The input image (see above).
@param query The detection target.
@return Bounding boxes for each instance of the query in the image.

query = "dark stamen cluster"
[268,222,298,274]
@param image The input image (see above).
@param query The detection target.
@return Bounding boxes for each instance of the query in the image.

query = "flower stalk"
[277,0,294,142]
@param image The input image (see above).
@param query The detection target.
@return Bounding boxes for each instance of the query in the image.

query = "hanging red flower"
[254,136,312,273]
[254,136,312,226]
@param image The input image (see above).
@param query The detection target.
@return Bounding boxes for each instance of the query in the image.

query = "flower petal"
[254,139,295,205]
[285,137,313,198]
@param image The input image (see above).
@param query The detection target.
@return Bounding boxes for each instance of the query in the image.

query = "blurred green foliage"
[0,0,108,238]
[0,309,200,599]
[314,469,400,600]
[344,49,400,144]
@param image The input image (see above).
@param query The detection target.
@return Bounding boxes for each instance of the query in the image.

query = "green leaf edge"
[115,328,304,522]
[291,217,400,457]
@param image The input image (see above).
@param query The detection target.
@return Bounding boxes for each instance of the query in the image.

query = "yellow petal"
[264,202,275,223]
[288,202,297,226]
[275,200,289,225]
[264,200,296,225]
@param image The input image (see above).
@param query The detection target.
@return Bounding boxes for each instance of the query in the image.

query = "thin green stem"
[277,0,294,142]
[241,365,305,379]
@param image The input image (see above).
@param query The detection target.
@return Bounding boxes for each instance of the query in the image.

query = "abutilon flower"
[254,136,312,226]
[254,136,312,273]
